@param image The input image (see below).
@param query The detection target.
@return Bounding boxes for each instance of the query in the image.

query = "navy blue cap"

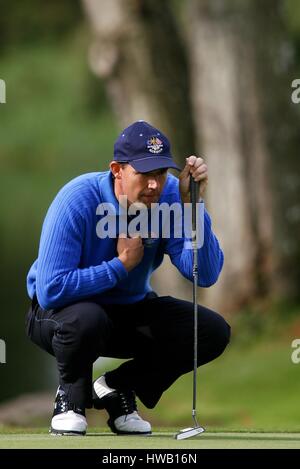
[113,120,181,173]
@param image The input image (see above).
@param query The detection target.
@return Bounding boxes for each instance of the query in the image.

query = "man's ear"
[110,161,123,179]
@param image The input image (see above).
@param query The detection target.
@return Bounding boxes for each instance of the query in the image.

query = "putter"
[175,176,205,440]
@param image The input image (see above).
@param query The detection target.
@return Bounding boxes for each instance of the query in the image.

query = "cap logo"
[147,136,163,154]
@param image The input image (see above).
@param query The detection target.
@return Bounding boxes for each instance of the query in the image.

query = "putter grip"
[190,176,199,232]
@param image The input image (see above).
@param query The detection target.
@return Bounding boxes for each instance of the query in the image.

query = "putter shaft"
[191,176,199,427]
[174,177,205,440]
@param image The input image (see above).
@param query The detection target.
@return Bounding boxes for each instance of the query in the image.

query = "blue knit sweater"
[27,171,224,310]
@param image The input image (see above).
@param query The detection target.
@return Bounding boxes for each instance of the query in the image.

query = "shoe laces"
[54,388,85,416]
[118,390,137,415]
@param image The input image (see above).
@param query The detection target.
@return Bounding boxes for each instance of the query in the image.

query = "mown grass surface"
[1,429,300,449]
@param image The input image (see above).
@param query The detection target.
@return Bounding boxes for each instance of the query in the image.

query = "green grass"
[1,429,300,449]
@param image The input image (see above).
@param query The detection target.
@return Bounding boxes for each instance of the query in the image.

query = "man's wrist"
[118,253,130,272]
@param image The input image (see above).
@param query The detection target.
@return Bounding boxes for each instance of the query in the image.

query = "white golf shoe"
[50,386,87,436]
[93,375,151,435]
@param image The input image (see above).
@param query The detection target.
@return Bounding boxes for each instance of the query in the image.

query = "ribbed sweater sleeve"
[165,207,224,287]
[35,186,127,310]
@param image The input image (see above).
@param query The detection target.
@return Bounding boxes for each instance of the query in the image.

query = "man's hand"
[117,235,144,272]
[179,155,208,203]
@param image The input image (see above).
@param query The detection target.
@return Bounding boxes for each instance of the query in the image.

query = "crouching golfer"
[25,121,230,436]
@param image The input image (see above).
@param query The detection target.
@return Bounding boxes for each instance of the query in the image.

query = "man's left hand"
[179,155,208,203]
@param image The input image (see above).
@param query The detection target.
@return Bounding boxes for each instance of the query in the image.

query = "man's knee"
[204,312,231,357]
[78,302,108,334]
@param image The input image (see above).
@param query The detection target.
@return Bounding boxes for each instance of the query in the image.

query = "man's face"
[117,164,168,207]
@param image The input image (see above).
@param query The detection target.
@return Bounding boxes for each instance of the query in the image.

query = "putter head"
[174,426,205,440]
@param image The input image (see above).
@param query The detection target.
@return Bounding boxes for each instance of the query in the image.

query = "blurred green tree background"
[0,0,118,401]
[0,0,300,429]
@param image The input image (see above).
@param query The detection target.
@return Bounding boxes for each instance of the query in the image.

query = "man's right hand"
[117,235,144,272]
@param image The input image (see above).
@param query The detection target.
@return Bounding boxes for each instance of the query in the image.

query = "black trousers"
[25,293,231,409]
